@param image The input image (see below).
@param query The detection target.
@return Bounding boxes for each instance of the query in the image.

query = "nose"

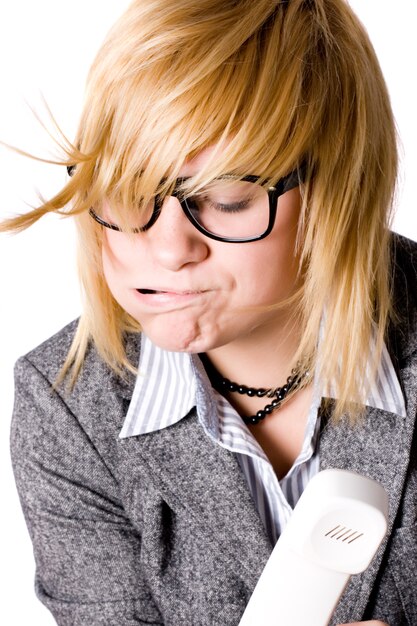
[144,195,210,270]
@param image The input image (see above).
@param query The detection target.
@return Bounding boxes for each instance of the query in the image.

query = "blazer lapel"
[116,298,417,620]
[320,355,417,625]
[119,411,272,592]
[117,334,273,591]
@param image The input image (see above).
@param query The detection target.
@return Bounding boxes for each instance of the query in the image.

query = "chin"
[139,322,206,354]
[140,318,231,355]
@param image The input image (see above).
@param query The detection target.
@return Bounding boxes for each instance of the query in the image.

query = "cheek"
[260,193,302,292]
[101,246,122,303]
[228,226,301,303]
[102,239,118,281]
[241,251,297,302]
[101,244,141,322]
[101,245,114,282]
[101,237,133,299]
[101,232,136,278]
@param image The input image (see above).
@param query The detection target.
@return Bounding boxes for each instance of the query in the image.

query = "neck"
[205,314,302,390]
[202,310,307,424]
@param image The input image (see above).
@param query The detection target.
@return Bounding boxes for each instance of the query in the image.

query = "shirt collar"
[119,333,407,439]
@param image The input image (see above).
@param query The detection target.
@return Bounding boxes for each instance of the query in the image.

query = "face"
[101,146,303,354]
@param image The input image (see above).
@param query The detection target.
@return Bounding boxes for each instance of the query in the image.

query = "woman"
[2,0,416,624]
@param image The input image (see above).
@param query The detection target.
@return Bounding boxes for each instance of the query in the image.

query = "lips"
[136,288,203,295]
[133,287,210,310]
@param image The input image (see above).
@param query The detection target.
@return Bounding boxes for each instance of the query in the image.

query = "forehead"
[178,144,225,178]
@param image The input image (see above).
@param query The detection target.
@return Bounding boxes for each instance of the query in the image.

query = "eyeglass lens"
[102,179,270,239]
[185,179,269,239]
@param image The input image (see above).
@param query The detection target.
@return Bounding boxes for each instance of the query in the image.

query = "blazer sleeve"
[10,356,164,626]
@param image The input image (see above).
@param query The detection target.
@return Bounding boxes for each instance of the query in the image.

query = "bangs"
[72,0,316,229]
[3,0,398,424]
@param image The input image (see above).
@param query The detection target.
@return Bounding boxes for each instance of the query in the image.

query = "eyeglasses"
[68,166,303,243]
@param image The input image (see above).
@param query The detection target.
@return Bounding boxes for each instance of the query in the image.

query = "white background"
[0,2,416,624]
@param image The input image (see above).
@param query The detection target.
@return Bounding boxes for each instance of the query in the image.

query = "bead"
[214,363,309,424]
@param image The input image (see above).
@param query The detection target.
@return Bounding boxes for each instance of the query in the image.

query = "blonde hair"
[1,0,397,422]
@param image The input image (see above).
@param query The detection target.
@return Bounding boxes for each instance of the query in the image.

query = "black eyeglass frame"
[68,165,304,243]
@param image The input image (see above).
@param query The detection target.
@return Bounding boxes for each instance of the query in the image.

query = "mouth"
[133,287,210,309]
[136,288,204,295]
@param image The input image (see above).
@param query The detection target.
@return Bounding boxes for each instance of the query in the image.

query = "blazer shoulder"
[19,319,139,387]
[18,318,80,383]
[389,232,417,364]
[16,318,139,421]
[21,319,79,371]
[391,231,417,275]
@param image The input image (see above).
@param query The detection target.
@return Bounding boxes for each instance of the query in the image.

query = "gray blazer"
[10,234,417,626]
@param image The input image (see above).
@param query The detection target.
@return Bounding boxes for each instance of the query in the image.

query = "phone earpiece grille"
[325,525,364,544]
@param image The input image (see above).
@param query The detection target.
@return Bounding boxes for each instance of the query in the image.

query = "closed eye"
[207,198,252,213]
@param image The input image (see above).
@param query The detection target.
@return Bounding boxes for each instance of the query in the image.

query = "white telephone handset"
[239,469,388,626]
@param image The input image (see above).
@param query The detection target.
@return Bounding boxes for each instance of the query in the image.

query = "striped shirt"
[120,334,406,545]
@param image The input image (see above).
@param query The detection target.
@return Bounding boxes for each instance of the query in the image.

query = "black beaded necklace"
[214,366,309,426]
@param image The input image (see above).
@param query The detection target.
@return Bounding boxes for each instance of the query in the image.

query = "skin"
[102,145,304,380]
[102,146,315,480]
[101,147,390,626]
